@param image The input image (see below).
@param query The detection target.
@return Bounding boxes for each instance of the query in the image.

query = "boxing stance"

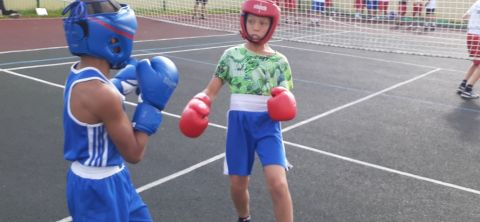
[179,1,296,221]
[62,0,178,221]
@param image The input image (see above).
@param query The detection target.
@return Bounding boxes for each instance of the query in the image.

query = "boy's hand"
[267,87,297,121]
[179,93,211,138]
[111,58,138,95]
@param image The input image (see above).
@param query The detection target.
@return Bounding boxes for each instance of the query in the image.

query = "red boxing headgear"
[240,0,280,45]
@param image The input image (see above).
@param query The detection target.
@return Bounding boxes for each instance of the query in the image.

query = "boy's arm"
[93,84,149,164]
[203,76,224,101]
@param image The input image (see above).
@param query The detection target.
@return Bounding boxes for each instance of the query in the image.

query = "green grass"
[0,8,63,18]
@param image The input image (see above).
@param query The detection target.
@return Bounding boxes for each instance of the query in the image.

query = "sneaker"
[460,90,480,99]
[238,216,251,222]
[457,85,466,94]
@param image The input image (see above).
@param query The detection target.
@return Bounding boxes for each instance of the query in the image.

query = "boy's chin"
[249,35,263,41]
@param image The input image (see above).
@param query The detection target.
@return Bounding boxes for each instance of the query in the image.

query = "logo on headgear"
[253,4,267,11]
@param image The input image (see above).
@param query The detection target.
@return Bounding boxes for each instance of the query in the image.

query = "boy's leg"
[461,65,480,99]
[264,165,293,222]
[463,64,477,82]
[230,175,251,219]
[466,65,480,86]
[255,121,292,222]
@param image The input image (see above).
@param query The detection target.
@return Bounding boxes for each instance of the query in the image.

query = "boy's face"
[245,14,272,42]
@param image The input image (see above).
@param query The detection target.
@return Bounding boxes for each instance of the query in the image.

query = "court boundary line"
[284,141,480,195]
[2,68,480,221]
[56,153,226,222]
[270,44,455,70]
[3,44,238,71]
[1,36,464,74]
[0,39,246,67]
[2,40,281,71]
[0,33,236,55]
[282,68,442,132]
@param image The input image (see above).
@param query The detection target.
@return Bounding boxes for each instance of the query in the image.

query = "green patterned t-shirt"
[214,44,293,96]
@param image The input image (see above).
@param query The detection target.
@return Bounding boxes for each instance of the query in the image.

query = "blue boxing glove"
[136,56,179,110]
[132,103,162,135]
[111,58,138,95]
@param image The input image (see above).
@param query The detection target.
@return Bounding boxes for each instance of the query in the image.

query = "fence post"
[37,0,40,8]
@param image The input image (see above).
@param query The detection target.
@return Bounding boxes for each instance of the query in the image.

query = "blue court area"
[2,32,480,222]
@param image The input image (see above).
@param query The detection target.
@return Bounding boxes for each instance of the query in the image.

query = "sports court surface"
[1,16,480,222]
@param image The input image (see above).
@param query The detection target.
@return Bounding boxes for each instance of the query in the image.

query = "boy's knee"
[230,177,249,191]
[267,177,289,195]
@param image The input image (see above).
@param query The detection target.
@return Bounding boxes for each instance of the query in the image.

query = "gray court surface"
[1,33,480,222]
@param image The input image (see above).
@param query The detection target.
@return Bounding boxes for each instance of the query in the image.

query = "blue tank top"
[63,64,125,167]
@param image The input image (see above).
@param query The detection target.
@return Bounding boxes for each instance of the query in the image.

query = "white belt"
[230,94,269,112]
[71,161,124,180]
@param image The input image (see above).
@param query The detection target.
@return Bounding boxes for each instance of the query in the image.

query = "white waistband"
[230,94,269,112]
[71,161,125,180]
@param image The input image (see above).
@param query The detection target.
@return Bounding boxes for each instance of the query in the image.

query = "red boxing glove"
[267,87,297,121]
[179,93,211,138]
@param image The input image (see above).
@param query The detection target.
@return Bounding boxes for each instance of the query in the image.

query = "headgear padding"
[240,0,280,45]
[63,0,137,69]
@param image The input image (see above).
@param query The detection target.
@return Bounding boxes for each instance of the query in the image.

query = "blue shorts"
[224,94,289,176]
[67,162,152,222]
[312,2,325,12]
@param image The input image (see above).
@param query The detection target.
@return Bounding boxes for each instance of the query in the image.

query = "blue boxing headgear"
[62,0,137,69]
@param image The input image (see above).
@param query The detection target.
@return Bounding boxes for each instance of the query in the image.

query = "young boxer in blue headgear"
[179,1,296,221]
[62,0,178,221]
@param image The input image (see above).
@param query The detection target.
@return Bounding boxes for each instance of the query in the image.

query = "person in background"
[193,0,208,19]
[458,0,480,99]
[424,0,436,31]
[354,0,366,19]
[309,0,325,26]
[392,0,408,29]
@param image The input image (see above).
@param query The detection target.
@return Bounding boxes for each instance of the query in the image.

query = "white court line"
[4,40,282,72]
[282,68,442,133]
[284,141,480,195]
[136,153,225,193]
[2,68,480,221]
[0,33,236,55]
[271,43,451,70]
[4,44,237,71]
[56,153,226,222]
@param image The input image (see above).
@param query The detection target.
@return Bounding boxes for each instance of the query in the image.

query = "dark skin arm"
[70,80,148,164]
